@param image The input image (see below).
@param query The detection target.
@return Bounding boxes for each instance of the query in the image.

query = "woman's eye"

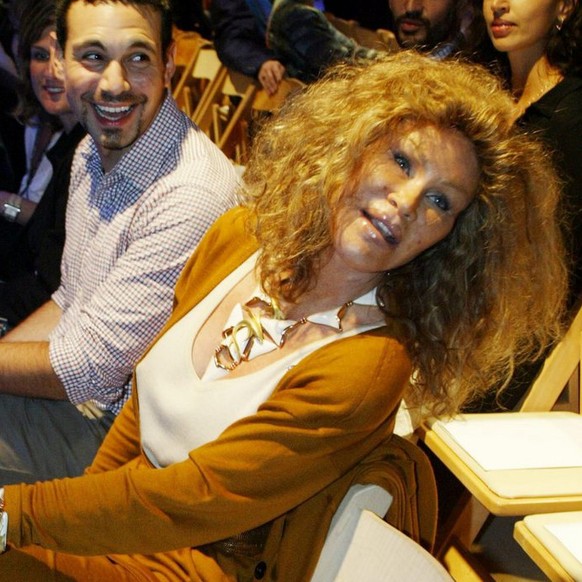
[31,49,50,62]
[428,192,451,212]
[393,151,411,175]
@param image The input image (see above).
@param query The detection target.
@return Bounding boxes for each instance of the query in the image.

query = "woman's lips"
[489,18,515,38]
[361,209,399,245]
[44,85,65,95]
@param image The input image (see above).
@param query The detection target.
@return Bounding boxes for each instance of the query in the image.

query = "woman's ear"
[557,0,577,24]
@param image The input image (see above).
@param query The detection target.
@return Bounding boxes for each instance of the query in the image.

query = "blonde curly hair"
[242,51,568,416]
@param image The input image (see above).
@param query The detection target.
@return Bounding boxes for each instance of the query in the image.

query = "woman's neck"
[509,51,563,118]
[59,111,78,134]
[280,253,382,322]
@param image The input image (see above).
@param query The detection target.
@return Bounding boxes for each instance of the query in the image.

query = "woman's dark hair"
[547,0,582,76]
[15,0,59,125]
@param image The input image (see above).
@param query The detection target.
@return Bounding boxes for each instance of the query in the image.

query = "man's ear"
[164,41,176,88]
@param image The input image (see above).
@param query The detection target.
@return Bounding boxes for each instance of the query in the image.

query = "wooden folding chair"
[173,43,223,118]
[417,301,582,579]
[192,68,257,164]
[352,25,399,52]
[194,71,304,164]
[251,77,304,114]
[219,76,304,165]
[323,12,399,53]
[512,333,582,581]
[314,509,453,581]
[171,29,203,93]
[514,511,582,582]
[323,12,358,39]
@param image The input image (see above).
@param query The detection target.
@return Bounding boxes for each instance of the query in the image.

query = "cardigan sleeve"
[83,397,141,475]
[5,329,411,557]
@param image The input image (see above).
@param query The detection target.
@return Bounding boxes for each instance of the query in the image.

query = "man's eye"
[83,52,102,61]
[428,192,451,212]
[129,53,150,64]
[393,152,411,175]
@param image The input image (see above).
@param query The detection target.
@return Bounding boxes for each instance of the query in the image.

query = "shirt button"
[254,561,267,579]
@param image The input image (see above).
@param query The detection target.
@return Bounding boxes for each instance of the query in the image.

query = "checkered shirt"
[49,93,239,413]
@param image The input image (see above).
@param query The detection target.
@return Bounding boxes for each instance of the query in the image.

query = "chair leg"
[441,535,495,582]
[435,491,490,557]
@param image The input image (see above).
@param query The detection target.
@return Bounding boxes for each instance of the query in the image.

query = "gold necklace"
[214,288,378,372]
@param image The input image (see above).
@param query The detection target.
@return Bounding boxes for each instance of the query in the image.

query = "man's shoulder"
[136,96,235,183]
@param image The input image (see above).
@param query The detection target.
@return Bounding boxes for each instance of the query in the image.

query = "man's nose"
[99,61,130,96]
[404,0,424,14]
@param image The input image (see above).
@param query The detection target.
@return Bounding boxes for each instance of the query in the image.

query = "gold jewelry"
[214,288,375,372]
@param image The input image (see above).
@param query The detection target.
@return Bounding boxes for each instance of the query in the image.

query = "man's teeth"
[95,104,132,119]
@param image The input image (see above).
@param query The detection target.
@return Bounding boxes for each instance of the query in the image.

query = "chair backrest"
[323,12,398,52]
[195,72,304,164]
[352,25,399,52]
[172,28,202,71]
[310,484,393,582]
[191,68,256,162]
[316,508,453,581]
[251,77,304,115]
[173,43,223,118]
[520,300,582,412]
[323,12,358,39]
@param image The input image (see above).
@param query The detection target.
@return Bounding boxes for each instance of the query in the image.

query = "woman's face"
[29,25,72,120]
[332,124,479,282]
[483,0,566,56]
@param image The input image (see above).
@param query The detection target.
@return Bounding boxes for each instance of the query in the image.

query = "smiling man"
[0,0,238,486]
[63,0,171,170]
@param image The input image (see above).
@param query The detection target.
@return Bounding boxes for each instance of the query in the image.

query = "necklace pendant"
[214,344,239,371]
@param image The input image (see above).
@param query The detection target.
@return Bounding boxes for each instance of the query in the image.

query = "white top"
[137,253,383,468]
[18,124,62,203]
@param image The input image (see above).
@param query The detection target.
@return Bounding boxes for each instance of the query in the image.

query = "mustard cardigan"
[3,208,436,581]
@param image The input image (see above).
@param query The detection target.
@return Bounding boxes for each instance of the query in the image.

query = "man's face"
[61,1,175,171]
[389,0,456,49]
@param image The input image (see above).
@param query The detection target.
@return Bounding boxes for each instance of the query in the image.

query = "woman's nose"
[389,184,421,222]
[488,0,509,17]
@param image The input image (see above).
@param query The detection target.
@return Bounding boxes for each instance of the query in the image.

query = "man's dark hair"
[55,0,173,57]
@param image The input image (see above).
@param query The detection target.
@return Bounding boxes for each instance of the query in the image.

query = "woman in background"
[0,1,77,226]
[484,0,582,300]
[0,1,85,328]
[0,52,568,580]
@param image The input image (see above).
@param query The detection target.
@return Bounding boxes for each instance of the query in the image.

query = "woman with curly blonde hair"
[0,52,567,579]
[245,51,567,415]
